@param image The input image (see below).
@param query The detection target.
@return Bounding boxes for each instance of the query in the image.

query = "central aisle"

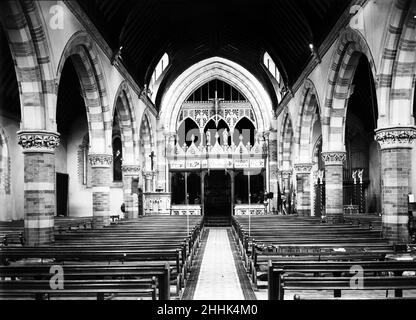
[192,228,245,300]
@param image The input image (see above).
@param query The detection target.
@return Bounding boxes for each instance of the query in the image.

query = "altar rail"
[170,205,202,216]
[234,204,266,215]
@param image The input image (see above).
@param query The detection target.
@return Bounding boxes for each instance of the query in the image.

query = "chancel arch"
[160,57,273,134]
[166,68,269,218]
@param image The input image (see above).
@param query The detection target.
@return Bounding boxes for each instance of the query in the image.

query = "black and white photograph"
[0,0,416,316]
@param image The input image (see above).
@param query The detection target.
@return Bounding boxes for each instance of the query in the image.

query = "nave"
[2,215,416,300]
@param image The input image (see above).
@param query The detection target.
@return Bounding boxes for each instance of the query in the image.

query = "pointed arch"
[0,128,10,195]
[0,0,56,131]
[388,1,416,126]
[279,110,294,169]
[113,82,140,164]
[140,113,154,171]
[57,31,111,154]
[160,57,273,134]
[322,28,377,152]
[295,79,321,163]
[377,0,414,126]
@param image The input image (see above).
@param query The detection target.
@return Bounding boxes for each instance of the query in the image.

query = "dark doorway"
[56,173,69,216]
[204,171,231,216]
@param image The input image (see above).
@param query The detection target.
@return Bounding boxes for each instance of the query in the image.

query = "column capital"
[17,130,60,153]
[374,126,416,149]
[122,164,141,175]
[280,169,293,178]
[143,170,156,179]
[321,151,346,166]
[294,163,313,174]
[88,154,113,168]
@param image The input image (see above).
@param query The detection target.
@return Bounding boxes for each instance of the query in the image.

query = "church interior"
[1,0,416,301]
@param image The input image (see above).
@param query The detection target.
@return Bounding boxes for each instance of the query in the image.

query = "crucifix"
[149,151,155,171]
[209,90,224,127]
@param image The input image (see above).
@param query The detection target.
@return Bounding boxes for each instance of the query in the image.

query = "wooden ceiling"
[77,0,352,108]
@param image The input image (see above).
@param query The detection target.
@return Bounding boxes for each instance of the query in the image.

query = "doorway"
[56,173,69,216]
[204,170,231,216]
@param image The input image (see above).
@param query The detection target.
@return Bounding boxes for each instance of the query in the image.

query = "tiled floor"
[193,228,245,300]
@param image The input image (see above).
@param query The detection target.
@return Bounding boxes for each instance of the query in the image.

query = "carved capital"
[294,163,313,174]
[321,152,346,166]
[143,171,156,179]
[88,154,113,168]
[17,131,60,153]
[374,126,416,149]
[280,169,292,179]
[122,164,141,175]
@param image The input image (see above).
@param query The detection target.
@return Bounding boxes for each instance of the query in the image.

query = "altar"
[144,192,171,215]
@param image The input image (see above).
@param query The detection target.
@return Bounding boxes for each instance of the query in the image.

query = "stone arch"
[279,109,294,170]
[113,82,140,164]
[140,113,154,172]
[0,128,10,196]
[57,32,111,154]
[160,57,273,135]
[0,0,56,132]
[322,28,377,151]
[295,79,321,163]
[377,0,414,126]
[389,1,416,126]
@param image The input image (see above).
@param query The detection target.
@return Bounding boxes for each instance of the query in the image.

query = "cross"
[209,90,224,127]
[149,151,155,171]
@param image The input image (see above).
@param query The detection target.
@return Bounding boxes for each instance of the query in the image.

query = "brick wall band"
[375,127,416,243]
[89,154,112,227]
[24,152,56,245]
[322,152,346,223]
[295,164,313,216]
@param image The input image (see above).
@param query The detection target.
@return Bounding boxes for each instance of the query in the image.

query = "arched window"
[263,52,281,84]
[263,52,284,103]
[149,53,169,92]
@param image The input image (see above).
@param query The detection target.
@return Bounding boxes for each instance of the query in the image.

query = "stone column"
[268,130,278,212]
[294,163,313,216]
[322,152,346,223]
[122,164,141,219]
[230,170,235,216]
[18,131,60,246]
[89,154,112,228]
[375,127,416,243]
[144,171,155,193]
[281,170,292,213]
[201,170,206,215]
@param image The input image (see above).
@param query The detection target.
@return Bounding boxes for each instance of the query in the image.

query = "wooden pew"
[268,260,416,300]
[0,215,203,298]
[0,279,157,300]
[0,261,170,300]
